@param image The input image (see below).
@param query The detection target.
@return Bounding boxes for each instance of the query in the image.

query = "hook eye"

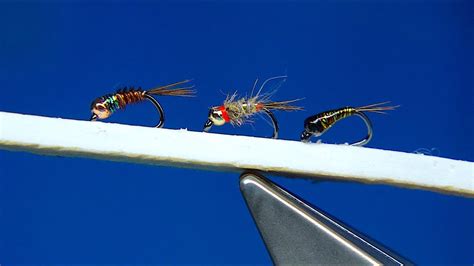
[203,119,213,132]
[300,130,312,143]
[90,114,98,121]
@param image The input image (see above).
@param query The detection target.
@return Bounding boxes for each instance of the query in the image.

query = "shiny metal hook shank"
[203,119,213,132]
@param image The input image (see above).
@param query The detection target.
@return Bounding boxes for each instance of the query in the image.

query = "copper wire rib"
[116,88,145,109]
[90,80,195,128]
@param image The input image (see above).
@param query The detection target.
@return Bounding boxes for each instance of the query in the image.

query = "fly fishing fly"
[90,80,195,128]
[301,102,398,146]
[203,75,302,139]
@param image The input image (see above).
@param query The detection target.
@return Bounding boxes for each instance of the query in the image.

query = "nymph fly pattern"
[203,76,303,138]
[301,102,398,146]
[90,80,195,128]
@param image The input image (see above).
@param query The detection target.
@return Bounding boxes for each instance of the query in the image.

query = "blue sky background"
[0,2,473,264]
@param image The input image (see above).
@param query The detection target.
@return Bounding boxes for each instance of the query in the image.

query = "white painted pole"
[0,111,472,197]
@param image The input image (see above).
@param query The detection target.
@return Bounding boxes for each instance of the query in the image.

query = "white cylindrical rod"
[0,111,472,197]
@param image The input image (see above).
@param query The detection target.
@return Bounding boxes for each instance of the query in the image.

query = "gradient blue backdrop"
[0,2,473,264]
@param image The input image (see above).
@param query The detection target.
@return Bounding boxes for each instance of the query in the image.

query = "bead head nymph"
[90,97,113,120]
[210,106,229,125]
[204,106,229,131]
